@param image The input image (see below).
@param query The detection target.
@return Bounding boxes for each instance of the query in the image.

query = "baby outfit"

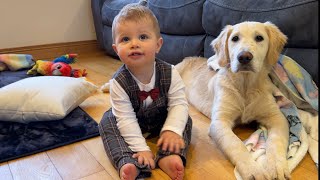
[99,59,192,178]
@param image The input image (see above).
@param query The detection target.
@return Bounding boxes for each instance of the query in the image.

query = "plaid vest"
[113,59,172,135]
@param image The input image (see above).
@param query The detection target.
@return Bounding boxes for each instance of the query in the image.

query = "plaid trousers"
[99,109,192,178]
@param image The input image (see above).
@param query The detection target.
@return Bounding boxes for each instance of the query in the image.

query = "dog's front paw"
[264,153,290,180]
[236,160,271,180]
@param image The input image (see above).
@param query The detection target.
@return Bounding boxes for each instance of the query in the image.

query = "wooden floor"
[0,52,318,180]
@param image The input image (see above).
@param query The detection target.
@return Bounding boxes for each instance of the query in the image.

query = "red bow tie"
[138,88,160,101]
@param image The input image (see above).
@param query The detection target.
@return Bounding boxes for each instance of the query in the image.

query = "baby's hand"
[132,151,155,169]
[157,130,185,154]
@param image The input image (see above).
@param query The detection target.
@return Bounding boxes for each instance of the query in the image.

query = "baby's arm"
[111,80,156,167]
[157,130,185,153]
[157,66,189,153]
[110,79,151,152]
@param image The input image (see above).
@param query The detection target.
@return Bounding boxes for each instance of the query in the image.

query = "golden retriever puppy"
[176,21,289,180]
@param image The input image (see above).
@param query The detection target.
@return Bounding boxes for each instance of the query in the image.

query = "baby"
[98,2,192,180]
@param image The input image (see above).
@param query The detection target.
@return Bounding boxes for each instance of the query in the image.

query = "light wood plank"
[8,152,61,180]
[0,162,13,180]
[148,168,171,180]
[72,54,123,87]
[81,137,120,180]
[78,170,114,180]
[290,154,318,180]
[185,167,212,180]
[79,92,111,123]
[47,142,104,179]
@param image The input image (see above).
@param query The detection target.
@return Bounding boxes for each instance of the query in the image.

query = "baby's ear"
[156,37,163,53]
[210,25,233,67]
[112,44,118,55]
[264,22,287,65]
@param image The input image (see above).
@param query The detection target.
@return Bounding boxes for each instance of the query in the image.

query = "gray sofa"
[91,0,318,85]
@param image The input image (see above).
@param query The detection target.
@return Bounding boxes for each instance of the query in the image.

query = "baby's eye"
[255,35,264,42]
[231,36,239,42]
[139,34,148,40]
[121,37,130,42]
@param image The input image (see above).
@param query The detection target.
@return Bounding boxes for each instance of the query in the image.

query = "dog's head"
[211,21,287,73]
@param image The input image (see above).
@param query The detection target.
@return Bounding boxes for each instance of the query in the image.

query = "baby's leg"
[156,117,192,180]
[158,155,184,180]
[120,163,139,180]
[99,110,151,179]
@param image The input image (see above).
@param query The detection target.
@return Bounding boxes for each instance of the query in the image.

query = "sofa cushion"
[148,0,205,35]
[203,0,318,48]
[102,26,117,57]
[101,0,140,26]
[283,48,318,85]
[156,33,205,65]
[203,35,215,58]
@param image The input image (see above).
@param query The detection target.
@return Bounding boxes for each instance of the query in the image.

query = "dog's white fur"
[176,21,290,180]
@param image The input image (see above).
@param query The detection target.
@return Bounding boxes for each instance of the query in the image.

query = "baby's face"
[112,19,163,70]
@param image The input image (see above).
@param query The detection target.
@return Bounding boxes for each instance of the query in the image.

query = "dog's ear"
[210,25,233,67]
[264,22,287,65]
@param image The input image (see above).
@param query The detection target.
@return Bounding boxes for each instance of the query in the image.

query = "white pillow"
[0,76,97,123]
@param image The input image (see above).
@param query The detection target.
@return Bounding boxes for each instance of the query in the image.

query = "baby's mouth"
[129,52,143,57]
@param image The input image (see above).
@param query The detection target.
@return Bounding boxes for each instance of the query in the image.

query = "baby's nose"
[130,39,140,48]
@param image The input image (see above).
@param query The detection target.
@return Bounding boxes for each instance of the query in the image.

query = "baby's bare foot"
[158,155,184,180]
[120,163,138,180]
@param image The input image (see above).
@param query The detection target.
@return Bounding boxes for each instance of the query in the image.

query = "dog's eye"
[231,36,239,42]
[255,35,264,42]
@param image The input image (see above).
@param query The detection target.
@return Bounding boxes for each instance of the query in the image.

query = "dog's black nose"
[237,51,253,64]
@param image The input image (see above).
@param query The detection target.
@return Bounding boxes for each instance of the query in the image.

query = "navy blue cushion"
[156,33,205,65]
[101,0,140,26]
[148,0,205,35]
[203,0,318,48]
[102,26,117,57]
[203,35,214,58]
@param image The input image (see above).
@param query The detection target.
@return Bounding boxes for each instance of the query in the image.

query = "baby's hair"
[112,3,161,42]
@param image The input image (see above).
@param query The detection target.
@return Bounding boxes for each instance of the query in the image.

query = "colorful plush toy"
[71,68,87,78]
[0,54,35,71]
[27,54,87,77]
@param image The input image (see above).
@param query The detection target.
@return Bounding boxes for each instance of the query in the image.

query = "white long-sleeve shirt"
[109,63,189,152]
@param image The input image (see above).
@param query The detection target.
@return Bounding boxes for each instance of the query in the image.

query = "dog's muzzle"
[237,51,253,64]
[236,51,254,72]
